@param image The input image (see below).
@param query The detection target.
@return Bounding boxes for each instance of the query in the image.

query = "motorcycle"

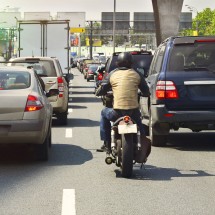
[100,91,151,178]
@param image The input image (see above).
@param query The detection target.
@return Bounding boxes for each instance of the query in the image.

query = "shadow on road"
[167,132,215,152]
[49,143,93,166]
[71,91,95,95]
[71,97,100,103]
[67,118,100,127]
[68,104,87,109]
[114,164,215,181]
[0,143,93,166]
[52,118,100,127]
[71,86,94,89]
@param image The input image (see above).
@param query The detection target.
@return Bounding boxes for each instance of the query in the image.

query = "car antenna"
[32,51,34,57]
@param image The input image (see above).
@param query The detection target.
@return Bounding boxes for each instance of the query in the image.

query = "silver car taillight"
[25,95,44,112]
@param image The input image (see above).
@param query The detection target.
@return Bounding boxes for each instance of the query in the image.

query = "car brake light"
[164,113,174,117]
[57,77,64,98]
[156,81,179,99]
[195,39,215,43]
[25,95,44,111]
[98,74,103,80]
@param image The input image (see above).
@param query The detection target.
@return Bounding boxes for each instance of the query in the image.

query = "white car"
[9,57,69,125]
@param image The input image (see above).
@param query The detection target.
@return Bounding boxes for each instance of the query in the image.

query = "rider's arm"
[138,72,150,97]
[95,73,112,96]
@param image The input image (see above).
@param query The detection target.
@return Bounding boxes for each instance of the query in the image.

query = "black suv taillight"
[156,81,179,99]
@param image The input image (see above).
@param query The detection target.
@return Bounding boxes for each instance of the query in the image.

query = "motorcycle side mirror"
[63,74,70,83]
[46,89,59,97]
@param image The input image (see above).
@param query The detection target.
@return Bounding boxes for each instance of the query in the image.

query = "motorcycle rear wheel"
[121,134,134,178]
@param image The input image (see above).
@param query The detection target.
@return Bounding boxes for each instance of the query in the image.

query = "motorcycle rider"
[95,52,151,161]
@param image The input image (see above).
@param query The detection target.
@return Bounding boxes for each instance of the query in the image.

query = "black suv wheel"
[149,110,167,147]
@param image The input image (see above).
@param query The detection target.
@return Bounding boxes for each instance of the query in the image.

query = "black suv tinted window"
[106,52,153,74]
[167,41,215,72]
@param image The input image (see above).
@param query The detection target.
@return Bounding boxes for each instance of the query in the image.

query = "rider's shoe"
[101,144,106,150]
[97,142,109,152]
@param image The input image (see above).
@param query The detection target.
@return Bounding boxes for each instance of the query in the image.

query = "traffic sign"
[70,27,85,33]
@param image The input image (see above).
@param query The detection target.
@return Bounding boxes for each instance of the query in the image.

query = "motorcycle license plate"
[118,124,137,134]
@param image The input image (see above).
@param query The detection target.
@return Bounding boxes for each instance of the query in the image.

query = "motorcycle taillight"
[123,116,131,123]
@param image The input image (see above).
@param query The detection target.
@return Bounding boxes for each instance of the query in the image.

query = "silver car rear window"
[0,71,30,90]
[11,60,57,77]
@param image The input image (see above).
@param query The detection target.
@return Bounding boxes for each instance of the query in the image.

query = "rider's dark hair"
[117,52,133,68]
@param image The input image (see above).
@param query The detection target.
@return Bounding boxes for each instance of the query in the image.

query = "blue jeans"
[100,107,145,143]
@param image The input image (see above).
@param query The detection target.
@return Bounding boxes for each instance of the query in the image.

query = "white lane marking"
[68,108,73,113]
[61,189,76,215]
[65,129,73,138]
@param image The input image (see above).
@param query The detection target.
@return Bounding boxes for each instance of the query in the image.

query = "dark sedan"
[86,64,100,82]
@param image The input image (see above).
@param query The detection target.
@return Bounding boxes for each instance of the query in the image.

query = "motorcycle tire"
[116,139,122,167]
[121,133,134,178]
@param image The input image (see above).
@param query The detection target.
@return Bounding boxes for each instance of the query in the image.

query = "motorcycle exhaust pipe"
[105,156,113,165]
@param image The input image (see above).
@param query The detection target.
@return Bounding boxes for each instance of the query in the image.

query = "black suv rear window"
[108,52,153,74]
[168,41,215,72]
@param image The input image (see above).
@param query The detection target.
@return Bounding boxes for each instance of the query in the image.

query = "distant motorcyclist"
[95,52,151,160]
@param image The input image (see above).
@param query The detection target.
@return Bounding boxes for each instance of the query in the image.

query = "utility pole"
[113,0,116,53]
[185,5,199,35]
[89,21,93,59]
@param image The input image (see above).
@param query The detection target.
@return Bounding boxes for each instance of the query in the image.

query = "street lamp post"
[113,0,116,53]
[185,4,199,35]
[89,21,93,59]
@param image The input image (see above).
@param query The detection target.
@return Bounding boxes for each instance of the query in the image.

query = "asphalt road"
[0,68,215,215]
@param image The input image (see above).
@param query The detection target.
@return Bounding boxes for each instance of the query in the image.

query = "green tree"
[130,34,147,47]
[180,8,215,36]
[115,35,127,46]
[194,8,215,35]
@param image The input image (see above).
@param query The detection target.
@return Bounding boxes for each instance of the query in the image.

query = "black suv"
[104,51,153,77]
[95,50,153,93]
[140,36,215,146]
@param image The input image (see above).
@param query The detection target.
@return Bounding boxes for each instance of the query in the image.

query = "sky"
[1,0,215,20]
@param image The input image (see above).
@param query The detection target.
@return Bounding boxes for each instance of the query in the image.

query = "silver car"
[0,66,54,161]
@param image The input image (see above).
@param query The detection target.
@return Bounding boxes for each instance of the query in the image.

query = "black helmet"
[117,52,133,68]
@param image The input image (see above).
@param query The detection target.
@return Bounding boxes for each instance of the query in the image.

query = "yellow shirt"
[110,69,140,109]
